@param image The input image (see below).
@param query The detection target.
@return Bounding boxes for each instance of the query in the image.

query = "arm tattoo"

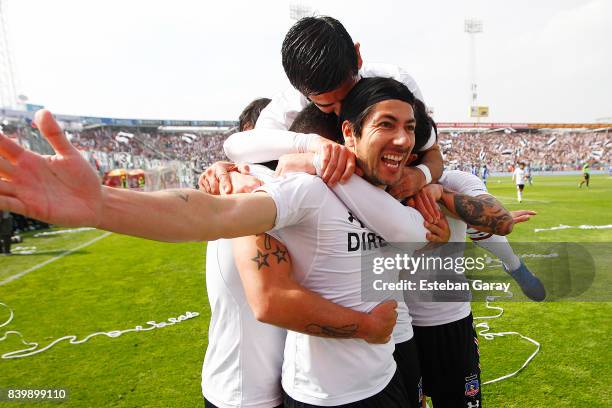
[447,190,513,235]
[251,250,270,269]
[305,323,358,338]
[171,191,190,202]
[263,234,272,250]
[250,234,289,269]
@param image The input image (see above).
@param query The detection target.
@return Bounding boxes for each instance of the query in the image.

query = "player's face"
[349,99,416,186]
[307,75,360,116]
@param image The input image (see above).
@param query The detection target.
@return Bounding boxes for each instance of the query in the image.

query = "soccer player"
[512,162,526,202]
[201,101,400,408]
[481,164,489,186]
[215,79,544,407]
[256,16,444,198]
[579,161,591,188]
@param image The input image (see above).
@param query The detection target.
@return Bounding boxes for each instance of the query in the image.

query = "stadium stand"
[440,130,610,172]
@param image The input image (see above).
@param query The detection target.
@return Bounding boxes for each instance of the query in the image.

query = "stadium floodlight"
[465,18,483,119]
[289,2,316,20]
[0,0,18,109]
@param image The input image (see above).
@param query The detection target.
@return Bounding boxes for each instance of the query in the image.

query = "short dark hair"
[289,103,342,143]
[339,77,428,147]
[281,16,358,96]
[238,98,271,131]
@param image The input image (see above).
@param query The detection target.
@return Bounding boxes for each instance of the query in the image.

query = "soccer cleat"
[504,260,546,301]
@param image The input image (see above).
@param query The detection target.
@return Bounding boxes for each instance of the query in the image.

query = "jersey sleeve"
[330,175,429,247]
[254,174,327,231]
[438,170,490,197]
[255,87,309,130]
[223,129,318,163]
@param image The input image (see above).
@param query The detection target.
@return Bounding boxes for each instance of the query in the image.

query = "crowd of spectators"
[440,130,610,172]
[71,127,230,168]
[4,120,610,180]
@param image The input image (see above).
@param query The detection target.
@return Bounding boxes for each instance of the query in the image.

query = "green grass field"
[0,174,610,407]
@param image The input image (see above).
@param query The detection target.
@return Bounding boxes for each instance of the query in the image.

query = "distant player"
[481,164,489,186]
[579,161,590,188]
[512,162,526,202]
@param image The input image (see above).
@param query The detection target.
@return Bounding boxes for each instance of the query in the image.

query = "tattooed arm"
[439,189,514,235]
[232,234,397,343]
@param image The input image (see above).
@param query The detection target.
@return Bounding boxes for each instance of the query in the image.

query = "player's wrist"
[415,164,432,185]
[356,312,376,341]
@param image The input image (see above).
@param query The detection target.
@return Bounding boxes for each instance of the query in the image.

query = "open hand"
[0,110,103,227]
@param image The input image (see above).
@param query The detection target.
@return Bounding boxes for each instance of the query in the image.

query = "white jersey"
[256,173,400,406]
[405,171,489,326]
[202,239,287,408]
[513,168,526,185]
[255,62,435,151]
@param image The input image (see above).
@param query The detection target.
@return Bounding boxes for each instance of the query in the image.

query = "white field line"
[0,232,112,287]
[493,195,551,204]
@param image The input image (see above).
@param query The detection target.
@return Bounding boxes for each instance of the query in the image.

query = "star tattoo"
[251,250,270,269]
[272,246,288,263]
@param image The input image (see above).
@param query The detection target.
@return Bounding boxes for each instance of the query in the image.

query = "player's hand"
[198,161,250,195]
[425,213,450,243]
[364,300,398,344]
[317,141,356,186]
[406,184,443,224]
[511,210,537,224]
[388,166,427,201]
[0,109,103,227]
[226,172,262,194]
[275,153,316,177]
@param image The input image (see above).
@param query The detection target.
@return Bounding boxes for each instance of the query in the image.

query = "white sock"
[468,231,522,271]
[517,190,522,201]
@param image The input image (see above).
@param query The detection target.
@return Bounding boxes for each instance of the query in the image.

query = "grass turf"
[0,174,610,407]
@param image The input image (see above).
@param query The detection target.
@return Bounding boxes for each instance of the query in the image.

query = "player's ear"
[354,42,363,70]
[342,120,356,151]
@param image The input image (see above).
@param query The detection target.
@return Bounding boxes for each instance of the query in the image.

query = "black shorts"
[517,184,525,191]
[393,338,423,406]
[584,173,590,180]
[413,313,482,408]
[282,368,413,408]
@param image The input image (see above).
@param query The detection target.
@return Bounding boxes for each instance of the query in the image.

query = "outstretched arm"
[0,110,277,242]
[233,234,396,344]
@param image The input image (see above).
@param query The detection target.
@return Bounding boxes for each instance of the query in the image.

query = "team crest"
[464,374,480,397]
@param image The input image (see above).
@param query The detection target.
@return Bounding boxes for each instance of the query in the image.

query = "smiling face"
[343,99,416,187]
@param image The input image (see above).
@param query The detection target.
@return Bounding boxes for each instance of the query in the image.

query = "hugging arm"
[223,129,318,163]
[233,234,396,344]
